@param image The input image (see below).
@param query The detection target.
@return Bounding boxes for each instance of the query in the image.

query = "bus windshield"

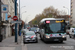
[45,20,66,33]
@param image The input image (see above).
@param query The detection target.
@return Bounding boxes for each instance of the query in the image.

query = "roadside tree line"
[29,6,69,26]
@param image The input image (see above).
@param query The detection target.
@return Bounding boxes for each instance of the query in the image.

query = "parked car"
[29,27,37,33]
[69,28,75,38]
[21,29,29,35]
[36,28,40,33]
[23,31,38,44]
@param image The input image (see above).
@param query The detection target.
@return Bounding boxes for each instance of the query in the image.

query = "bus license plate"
[54,39,59,41]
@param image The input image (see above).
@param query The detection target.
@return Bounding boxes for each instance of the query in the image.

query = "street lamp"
[19,0,26,20]
[21,6,26,10]
[63,6,69,24]
[18,0,26,44]
[21,11,27,14]
[20,6,26,20]
[21,11,27,20]
[25,15,31,23]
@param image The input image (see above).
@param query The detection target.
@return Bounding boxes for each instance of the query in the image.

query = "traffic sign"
[11,21,22,23]
[1,5,8,13]
[12,16,18,21]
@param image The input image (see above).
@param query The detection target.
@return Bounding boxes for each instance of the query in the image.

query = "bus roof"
[40,18,65,23]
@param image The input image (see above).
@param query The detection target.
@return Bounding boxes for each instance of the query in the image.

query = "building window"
[71,13,73,15]
[12,0,14,3]
[71,9,72,12]
[71,5,72,8]
[71,0,73,2]
[70,20,72,22]
[70,16,72,18]
[71,1,72,4]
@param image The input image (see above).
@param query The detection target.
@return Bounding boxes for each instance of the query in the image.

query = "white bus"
[39,18,67,43]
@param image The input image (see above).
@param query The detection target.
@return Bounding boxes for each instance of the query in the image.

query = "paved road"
[0,34,75,50]
[25,34,75,50]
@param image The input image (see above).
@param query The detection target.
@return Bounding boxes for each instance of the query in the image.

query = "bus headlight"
[62,35,66,38]
[46,35,50,38]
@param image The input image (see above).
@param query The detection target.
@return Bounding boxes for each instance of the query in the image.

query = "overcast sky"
[17,0,70,23]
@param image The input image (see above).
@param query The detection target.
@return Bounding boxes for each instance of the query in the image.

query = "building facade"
[1,0,15,38]
[70,0,75,26]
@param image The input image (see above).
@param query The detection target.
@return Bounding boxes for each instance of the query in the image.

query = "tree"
[29,6,67,26]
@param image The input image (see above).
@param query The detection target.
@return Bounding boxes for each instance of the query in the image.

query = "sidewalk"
[0,36,27,50]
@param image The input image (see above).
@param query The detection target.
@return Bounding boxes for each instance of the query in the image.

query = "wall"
[70,0,75,26]
[1,0,15,38]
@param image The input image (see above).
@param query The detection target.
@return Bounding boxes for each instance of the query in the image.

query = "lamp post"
[21,11,27,20]
[63,6,69,25]
[25,15,30,23]
[21,6,26,10]
[19,11,26,36]
[0,0,3,42]
[20,6,26,19]
[19,0,26,36]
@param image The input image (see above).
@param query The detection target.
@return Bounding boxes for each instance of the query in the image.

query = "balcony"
[71,12,73,15]
[71,0,73,3]
[12,0,14,3]
[70,18,72,21]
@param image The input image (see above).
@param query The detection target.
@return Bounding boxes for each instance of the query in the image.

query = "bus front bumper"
[44,37,66,42]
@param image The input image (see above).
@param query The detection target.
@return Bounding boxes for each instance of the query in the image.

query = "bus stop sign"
[12,16,18,21]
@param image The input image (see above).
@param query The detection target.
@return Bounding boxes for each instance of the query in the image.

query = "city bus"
[39,18,67,43]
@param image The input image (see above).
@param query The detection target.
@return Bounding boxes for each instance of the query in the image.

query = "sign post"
[0,0,2,42]
[14,0,17,42]
[1,5,8,13]
[12,16,18,21]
